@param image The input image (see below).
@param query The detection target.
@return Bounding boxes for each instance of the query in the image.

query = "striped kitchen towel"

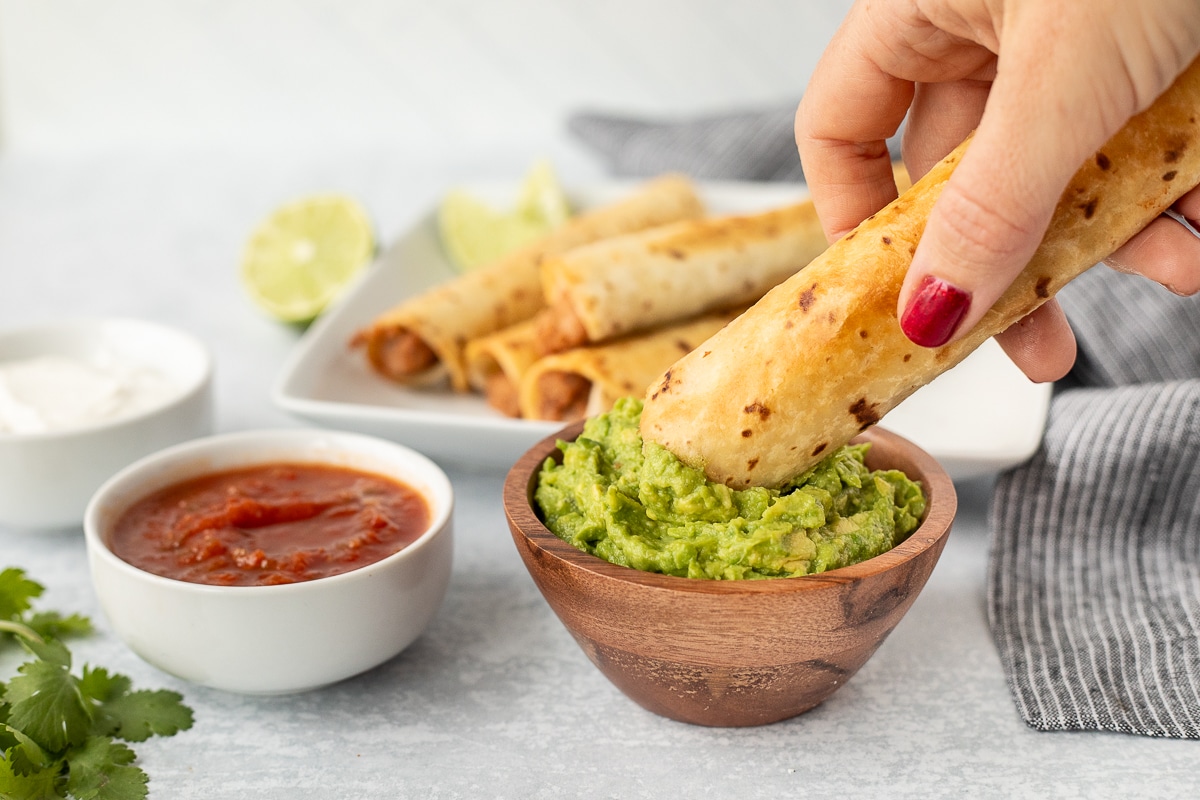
[570,109,1200,737]
[568,106,810,182]
[569,106,905,183]
[989,268,1200,738]
[1057,264,1200,387]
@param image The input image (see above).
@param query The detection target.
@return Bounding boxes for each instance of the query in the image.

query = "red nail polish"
[900,275,971,347]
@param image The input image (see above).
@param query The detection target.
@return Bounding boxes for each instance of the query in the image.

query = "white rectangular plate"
[273,181,1051,480]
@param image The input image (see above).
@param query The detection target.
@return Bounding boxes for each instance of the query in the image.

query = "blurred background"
[0,0,853,160]
[0,0,854,430]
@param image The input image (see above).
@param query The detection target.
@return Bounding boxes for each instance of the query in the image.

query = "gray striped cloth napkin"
[990,268,1200,738]
[568,107,811,182]
[569,110,1200,737]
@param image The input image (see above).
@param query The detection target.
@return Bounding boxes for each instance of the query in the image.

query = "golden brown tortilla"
[463,320,542,417]
[519,311,739,422]
[641,58,1200,488]
[353,174,704,391]
[536,163,911,355]
[535,202,826,353]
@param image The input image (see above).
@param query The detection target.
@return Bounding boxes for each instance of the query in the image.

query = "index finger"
[794,8,916,241]
[796,1,1001,241]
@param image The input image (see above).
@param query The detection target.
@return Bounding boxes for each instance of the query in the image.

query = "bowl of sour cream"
[0,318,213,529]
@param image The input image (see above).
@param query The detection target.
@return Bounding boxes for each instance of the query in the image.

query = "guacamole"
[534,398,925,580]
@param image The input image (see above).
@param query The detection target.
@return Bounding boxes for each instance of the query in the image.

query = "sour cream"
[0,353,180,434]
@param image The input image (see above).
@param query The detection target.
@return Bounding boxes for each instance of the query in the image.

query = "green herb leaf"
[1,567,193,799]
[0,568,43,623]
[20,637,73,670]
[65,737,148,800]
[0,753,62,800]
[98,691,194,744]
[6,660,92,753]
[78,669,130,707]
[1,690,16,752]
[3,723,52,773]
[27,613,93,643]
[5,743,47,779]
[0,727,17,756]
[81,668,195,743]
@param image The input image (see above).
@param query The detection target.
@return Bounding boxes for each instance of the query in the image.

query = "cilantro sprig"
[0,567,194,800]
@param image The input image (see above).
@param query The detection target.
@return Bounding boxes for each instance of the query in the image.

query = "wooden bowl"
[503,422,956,727]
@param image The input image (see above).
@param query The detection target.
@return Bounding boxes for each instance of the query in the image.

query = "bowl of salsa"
[84,428,454,694]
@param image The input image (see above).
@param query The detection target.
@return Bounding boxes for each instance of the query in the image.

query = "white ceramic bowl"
[84,428,455,694]
[0,317,213,529]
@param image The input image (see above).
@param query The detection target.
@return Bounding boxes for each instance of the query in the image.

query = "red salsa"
[109,462,431,587]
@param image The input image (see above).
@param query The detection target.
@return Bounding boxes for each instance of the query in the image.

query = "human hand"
[795,0,1200,382]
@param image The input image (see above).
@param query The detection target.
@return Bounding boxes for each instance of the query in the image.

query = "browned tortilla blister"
[641,57,1200,488]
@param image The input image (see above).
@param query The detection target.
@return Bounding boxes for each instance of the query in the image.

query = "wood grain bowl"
[503,422,957,727]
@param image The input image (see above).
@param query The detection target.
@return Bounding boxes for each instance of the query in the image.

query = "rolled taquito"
[464,319,541,417]
[641,58,1200,488]
[353,174,704,392]
[535,163,911,355]
[519,311,739,422]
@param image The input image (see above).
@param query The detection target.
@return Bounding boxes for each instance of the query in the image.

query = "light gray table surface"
[1,151,1197,799]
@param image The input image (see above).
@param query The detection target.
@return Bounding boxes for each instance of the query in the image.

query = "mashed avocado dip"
[534,398,925,580]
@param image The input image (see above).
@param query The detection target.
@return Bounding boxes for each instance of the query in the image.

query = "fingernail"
[900,275,971,347]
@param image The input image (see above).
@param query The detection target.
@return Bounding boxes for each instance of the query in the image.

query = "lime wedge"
[438,160,571,272]
[241,195,375,322]
[517,160,571,229]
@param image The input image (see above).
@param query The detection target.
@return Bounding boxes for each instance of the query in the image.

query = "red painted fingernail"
[900,275,971,347]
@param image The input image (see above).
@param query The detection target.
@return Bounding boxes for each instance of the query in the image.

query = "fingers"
[897,8,1141,348]
[797,1,1002,242]
[993,299,1078,384]
[795,5,918,242]
[1103,183,1200,293]
[1103,211,1200,296]
[901,78,992,180]
[1176,182,1200,225]
[800,0,1200,374]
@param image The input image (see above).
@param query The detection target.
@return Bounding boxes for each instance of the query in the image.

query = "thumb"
[896,14,1139,347]
[895,126,1052,348]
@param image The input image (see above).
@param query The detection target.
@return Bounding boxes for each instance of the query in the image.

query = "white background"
[0,0,855,158]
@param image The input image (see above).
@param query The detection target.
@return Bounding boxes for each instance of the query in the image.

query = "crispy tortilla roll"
[536,162,911,355]
[519,311,738,422]
[464,320,541,417]
[641,58,1200,488]
[535,202,828,354]
[353,174,704,391]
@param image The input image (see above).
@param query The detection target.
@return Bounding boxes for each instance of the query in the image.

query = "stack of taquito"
[355,170,903,422]
[352,174,704,393]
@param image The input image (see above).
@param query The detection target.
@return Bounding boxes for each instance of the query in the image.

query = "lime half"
[241,195,375,322]
[438,160,571,272]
